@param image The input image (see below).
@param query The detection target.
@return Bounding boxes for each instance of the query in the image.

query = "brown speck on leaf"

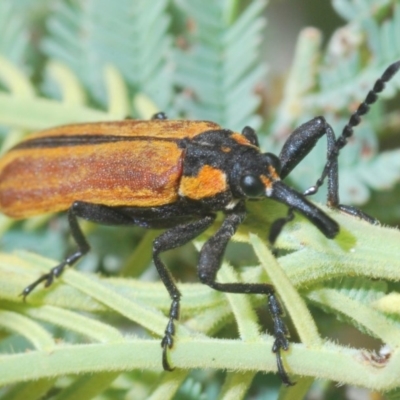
[358,346,391,368]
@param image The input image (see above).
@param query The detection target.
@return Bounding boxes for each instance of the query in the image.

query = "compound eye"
[261,153,281,175]
[240,175,265,197]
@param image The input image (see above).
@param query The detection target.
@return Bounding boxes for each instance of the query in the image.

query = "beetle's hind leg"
[21,201,136,299]
[152,214,216,370]
[21,203,91,298]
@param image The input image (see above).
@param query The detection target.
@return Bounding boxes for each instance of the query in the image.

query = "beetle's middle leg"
[152,214,216,370]
[197,204,294,386]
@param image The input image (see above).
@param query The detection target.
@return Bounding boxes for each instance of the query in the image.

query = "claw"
[268,293,294,385]
[160,298,180,372]
[161,332,173,349]
[275,350,295,386]
[20,261,69,299]
[272,335,289,353]
[161,332,175,371]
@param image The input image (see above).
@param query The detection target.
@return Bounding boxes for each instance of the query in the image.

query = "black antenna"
[306,60,400,197]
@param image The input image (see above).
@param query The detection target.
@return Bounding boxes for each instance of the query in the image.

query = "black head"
[231,151,282,198]
[229,142,338,240]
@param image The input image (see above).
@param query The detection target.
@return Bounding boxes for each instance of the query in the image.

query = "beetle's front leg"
[291,118,375,223]
[307,61,400,222]
[197,204,294,386]
[279,117,337,184]
[281,62,400,226]
[269,117,338,242]
[152,214,216,370]
[279,116,351,210]
[271,117,375,243]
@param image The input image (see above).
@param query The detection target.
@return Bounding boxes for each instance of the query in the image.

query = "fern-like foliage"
[0,0,399,399]
[173,0,267,130]
[307,277,390,337]
[0,1,31,67]
[42,0,173,112]
[332,0,393,23]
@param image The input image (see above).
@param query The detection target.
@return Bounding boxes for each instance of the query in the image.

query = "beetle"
[0,61,398,386]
